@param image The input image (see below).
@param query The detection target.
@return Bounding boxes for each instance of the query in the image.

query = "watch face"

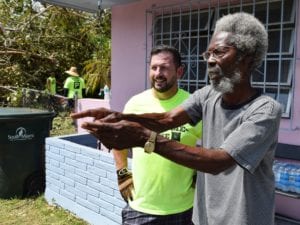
[118,167,129,176]
[145,141,154,153]
[144,131,157,154]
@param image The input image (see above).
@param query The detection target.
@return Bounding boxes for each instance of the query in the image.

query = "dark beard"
[151,77,177,93]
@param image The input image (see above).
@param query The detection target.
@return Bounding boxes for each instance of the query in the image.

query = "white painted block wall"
[45,134,130,225]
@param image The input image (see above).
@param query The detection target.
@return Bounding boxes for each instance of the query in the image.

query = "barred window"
[147,0,296,117]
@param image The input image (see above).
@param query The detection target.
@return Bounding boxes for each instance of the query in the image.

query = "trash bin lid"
[0,107,56,119]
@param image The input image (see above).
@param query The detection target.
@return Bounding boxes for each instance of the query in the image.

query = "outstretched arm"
[71,106,191,133]
[82,120,235,175]
[154,135,235,174]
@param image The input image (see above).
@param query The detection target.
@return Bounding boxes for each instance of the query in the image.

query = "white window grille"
[146,0,296,117]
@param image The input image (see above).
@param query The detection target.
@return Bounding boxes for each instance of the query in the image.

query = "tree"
[0,0,111,98]
[82,8,111,97]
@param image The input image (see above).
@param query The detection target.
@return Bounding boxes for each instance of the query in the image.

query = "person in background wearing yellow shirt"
[46,73,56,95]
[63,66,86,110]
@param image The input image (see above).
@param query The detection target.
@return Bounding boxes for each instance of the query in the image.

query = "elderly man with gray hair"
[72,12,282,225]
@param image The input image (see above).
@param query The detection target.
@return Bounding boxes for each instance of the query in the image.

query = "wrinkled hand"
[81,120,150,150]
[70,107,122,122]
[117,169,134,202]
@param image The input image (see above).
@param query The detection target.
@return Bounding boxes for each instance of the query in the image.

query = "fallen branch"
[0,86,17,93]
[0,50,56,63]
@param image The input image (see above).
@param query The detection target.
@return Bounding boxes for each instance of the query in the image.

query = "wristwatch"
[144,131,157,154]
[117,167,130,178]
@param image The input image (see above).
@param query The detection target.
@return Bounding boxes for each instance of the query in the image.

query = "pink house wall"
[110,0,300,146]
[75,98,110,133]
[110,0,183,112]
[278,0,300,146]
[110,2,146,112]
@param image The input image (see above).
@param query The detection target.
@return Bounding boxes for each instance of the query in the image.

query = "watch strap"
[149,131,157,141]
[144,131,157,154]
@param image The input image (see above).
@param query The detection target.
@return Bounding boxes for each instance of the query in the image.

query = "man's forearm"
[154,135,235,174]
[112,149,129,170]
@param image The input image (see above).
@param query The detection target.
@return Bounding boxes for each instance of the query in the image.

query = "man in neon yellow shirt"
[46,74,56,95]
[63,66,86,109]
[113,45,202,225]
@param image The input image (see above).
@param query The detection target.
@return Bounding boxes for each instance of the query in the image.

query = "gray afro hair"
[214,12,268,71]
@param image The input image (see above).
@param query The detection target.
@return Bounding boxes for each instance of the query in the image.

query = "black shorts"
[122,204,194,225]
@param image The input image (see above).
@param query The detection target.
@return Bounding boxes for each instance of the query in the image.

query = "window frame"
[147,0,296,118]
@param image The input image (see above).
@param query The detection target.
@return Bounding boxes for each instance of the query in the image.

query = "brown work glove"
[117,167,134,202]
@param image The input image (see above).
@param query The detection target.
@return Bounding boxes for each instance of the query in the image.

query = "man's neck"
[222,84,257,106]
[152,87,178,100]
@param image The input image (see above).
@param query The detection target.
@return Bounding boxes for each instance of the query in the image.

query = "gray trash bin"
[0,107,55,198]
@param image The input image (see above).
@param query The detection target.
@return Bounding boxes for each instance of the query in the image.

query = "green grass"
[0,196,88,225]
[50,113,77,137]
[0,113,88,225]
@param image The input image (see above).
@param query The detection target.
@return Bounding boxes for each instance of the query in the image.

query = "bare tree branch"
[17,5,53,31]
[0,49,56,63]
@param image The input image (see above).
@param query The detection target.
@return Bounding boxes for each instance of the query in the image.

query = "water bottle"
[103,85,110,100]
[277,164,284,190]
[283,166,291,192]
[277,164,289,192]
[295,168,300,194]
[287,166,296,192]
[273,161,281,189]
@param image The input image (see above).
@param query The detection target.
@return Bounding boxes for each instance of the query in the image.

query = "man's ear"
[243,55,254,69]
[239,55,254,72]
[177,66,184,79]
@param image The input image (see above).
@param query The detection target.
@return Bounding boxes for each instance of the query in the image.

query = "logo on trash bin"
[8,127,34,141]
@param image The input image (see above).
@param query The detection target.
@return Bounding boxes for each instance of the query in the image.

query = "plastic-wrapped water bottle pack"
[273,160,300,194]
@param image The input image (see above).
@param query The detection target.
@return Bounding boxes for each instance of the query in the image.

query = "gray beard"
[210,68,241,94]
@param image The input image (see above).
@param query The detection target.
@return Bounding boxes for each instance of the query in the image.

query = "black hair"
[150,45,182,68]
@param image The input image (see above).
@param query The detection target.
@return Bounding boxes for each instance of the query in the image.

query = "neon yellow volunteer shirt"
[63,76,85,98]
[125,89,202,215]
[47,76,56,95]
